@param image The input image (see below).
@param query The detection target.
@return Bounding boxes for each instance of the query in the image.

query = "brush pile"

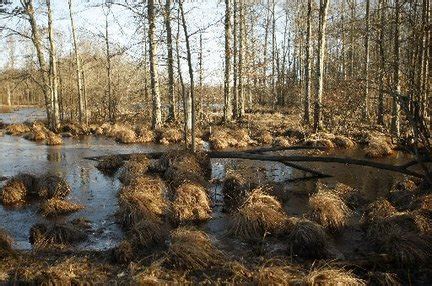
[229,188,287,240]
[165,228,224,271]
[308,190,352,232]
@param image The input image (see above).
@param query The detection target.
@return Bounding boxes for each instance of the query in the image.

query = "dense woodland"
[0,0,429,144]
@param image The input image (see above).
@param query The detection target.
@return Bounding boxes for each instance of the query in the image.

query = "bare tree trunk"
[377,0,386,126]
[6,84,11,106]
[179,0,196,151]
[148,0,162,129]
[104,8,114,123]
[271,0,276,107]
[68,0,85,125]
[391,0,401,137]
[233,0,239,118]
[238,0,245,118]
[176,8,188,145]
[198,32,204,121]
[47,0,60,130]
[23,0,52,126]
[224,0,233,122]
[304,0,312,124]
[341,0,346,80]
[313,0,330,132]
[82,69,88,121]
[164,0,176,122]
[363,0,370,120]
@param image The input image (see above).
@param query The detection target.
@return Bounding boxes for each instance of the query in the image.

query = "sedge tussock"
[39,198,84,217]
[96,155,124,174]
[35,175,71,199]
[119,155,150,185]
[303,268,366,286]
[5,123,30,135]
[112,240,134,264]
[165,228,224,271]
[229,188,287,240]
[0,229,14,258]
[29,223,87,249]
[0,173,36,206]
[365,137,393,158]
[333,135,355,149]
[222,171,250,212]
[308,190,352,232]
[360,198,397,225]
[169,182,212,224]
[367,272,401,286]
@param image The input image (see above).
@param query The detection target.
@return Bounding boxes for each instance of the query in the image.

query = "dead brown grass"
[272,136,291,147]
[112,240,134,264]
[360,198,397,225]
[222,171,250,212]
[35,175,71,199]
[118,175,167,228]
[29,223,87,248]
[286,218,330,259]
[0,229,14,258]
[333,135,355,149]
[367,272,401,286]
[304,138,335,149]
[96,155,124,174]
[45,131,63,145]
[308,191,352,232]
[129,218,168,248]
[254,130,273,145]
[5,123,30,135]
[229,188,287,240]
[303,268,366,286]
[169,182,212,224]
[1,178,27,206]
[388,178,418,210]
[255,262,303,285]
[365,137,394,158]
[119,155,150,185]
[165,228,224,271]
[158,128,183,144]
[136,126,156,143]
[39,198,84,217]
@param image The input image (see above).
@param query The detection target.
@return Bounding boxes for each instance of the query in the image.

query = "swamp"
[0,0,431,285]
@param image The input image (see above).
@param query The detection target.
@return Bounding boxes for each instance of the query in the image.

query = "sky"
[0,0,290,84]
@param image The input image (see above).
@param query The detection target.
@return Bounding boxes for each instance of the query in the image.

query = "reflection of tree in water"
[46,147,64,162]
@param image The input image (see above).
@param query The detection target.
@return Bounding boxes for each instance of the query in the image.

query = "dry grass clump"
[112,240,134,264]
[365,137,394,158]
[6,123,30,135]
[286,218,330,259]
[304,138,335,149]
[136,126,156,143]
[329,182,366,208]
[388,178,418,210]
[229,189,287,240]
[23,126,47,142]
[119,155,150,185]
[360,198,397,225]
[45,131,63,145]
[413,194,432,211]
[115,128,137,144]
[35,175,71,199]
[0,173,36,206]
[132,260,190,284]
[367,272,401,286]
[129,218,169,248]
[222,172,250,212]
[254,130,273,145]
[333,135,355,149]
[169,182,212,224]
[308,191,352,232]
[0,229,14,258]
[96,155,124,174]
[158,128,183,144]
[255,262,303,285]
[165,228,224,271]
[303,268,366,286]
[29,223,87,248]
[39,198,84,217]
[118,175,168,228]
[273,136,291,147]
[209,127,247,150]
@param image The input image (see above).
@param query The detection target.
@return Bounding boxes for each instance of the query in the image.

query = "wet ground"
[0,107,415,254]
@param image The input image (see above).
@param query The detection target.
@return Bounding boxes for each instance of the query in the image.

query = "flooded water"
[0,107,46,124]
[0,108,415,253]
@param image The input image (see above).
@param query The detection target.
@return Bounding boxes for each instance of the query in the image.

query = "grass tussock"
[132,260,190,285]
[119,155,150,185]
[158,128,183,144]
[304,138,335,149]
[308,190,352,232]
[255,262,303,285]
[135,126,156,143]
[209,127,251,150]
[254,130,273,145]
[35,175,71,199]
[0,229,14,258]
[23,126,47,142]
[388,178,418,210]
[169,182,211,224]
[29,223,87,248]
[229,188,287,240]
[333,135,355,149]
[272,136,292,147]
[413,194,432,211]
[365,137,394,158]
[222,171,250,212]
[286,218,330,259]
[6,123,30,135]
[360,198,397,225]
[303,268,366,286]
[165,228,224,271]
[39,198,84,217]
[45,131,63,145]
[118,175,168,228]
[129,218,169,248]
[112,240,134,264]
[96,155,124,174]
[367,272,401,286]
[0,173,36,206]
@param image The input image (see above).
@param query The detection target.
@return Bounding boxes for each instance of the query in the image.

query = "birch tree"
[224,0,232,122]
